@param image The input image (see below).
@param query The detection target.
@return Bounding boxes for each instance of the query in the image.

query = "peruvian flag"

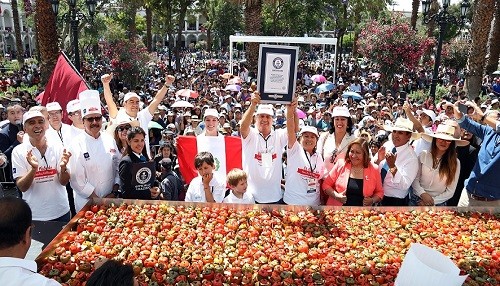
[40,52,89,124]
[177,135,243,184]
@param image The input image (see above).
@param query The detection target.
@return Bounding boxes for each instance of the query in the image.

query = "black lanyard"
[304,149,316,173]
[259,133,271,152]
[57,129,63,143]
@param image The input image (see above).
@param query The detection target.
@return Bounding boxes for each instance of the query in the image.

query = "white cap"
[23,110,44,125]
[255,104,274,116]
[416,108,437,123]
[79,90,101,118]
[203,108,219,120]
[46,102,62,111]
[123,92,140,102]
[299,126,319,138]
[66,99,81,114]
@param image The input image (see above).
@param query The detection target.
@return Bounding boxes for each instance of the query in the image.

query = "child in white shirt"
[223,168,255,204]
[185,152,225,203]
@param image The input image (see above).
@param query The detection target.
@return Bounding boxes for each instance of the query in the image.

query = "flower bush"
[101,39,152,88]
[358,15,433,89]
[442,39,471,71]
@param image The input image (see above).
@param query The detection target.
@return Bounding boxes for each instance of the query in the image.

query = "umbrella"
[221,73,234,79]
[311,74,327,83]
[225,84,241,92]
[171,100,194,108]
[296,108,306,119]
[342,91,363,101]
[148,121,164,130]
[207,69,218,76]
[228,76,243,85]
[176,89,199,99]
[492,70,500,75]
[315,83,336,94]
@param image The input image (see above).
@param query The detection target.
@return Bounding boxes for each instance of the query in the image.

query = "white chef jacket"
[45,123,73,149]
[0,257,61,286]
[69,131,120,212]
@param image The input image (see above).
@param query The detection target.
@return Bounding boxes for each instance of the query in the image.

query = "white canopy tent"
[229,35,338,82]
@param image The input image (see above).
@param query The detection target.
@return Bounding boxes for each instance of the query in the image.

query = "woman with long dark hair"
[409,124,467,206]
[317,106,356,173]
[119,126,160,199]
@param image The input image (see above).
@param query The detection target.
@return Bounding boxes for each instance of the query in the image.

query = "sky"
[390,0,462,12]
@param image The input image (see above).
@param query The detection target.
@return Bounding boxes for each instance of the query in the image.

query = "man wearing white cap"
[45,102,72,148]
[11,110,71,221]
[68,90,120,212]
[66,99,84,132]
[240,92,295,204]
[101,73,175,156]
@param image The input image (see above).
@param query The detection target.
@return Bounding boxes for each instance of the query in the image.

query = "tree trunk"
[207,28,212,53]
[410,0,420,30]
[127,4,138,40]
[244,0,263,73]
[35,0,59,85]
[424,0,439,60]
[465,0,495,99]
[146,7,152,52]
[11,0,24,64]
[175,1,190,71]
[485,1,500,74]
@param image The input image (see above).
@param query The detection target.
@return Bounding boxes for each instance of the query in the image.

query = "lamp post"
[50,0,97,72]
[421,0,470,99]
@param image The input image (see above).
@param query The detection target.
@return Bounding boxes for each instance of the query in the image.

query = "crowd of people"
[0,49,497,225]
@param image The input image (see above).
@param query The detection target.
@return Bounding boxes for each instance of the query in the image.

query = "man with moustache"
[0,103,24,197]
[68,90,120,212]
[11,110,71,221]
[240,92,295,204]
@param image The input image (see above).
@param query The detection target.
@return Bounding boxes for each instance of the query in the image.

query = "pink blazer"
[321,159,384,206]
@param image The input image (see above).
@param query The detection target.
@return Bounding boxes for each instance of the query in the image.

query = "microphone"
[16,123,22,132]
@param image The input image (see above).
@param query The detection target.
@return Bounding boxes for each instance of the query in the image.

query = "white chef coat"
[69,131,120,212]
[0,257,61,286]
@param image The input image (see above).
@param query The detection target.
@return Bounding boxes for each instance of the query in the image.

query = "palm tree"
[485,1,500,74]
[410,0,420,30]
[11,0,24,64]
[146,6,153,51]
[238,0,263,72]
[465,0,495,98]
[35,0,59,84]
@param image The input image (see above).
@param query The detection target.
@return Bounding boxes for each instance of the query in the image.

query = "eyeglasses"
[85,116,102,122]
[117,125,132,132]
[68,111,81,116]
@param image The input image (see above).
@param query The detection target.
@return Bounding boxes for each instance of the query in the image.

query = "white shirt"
[412,126,433,156]
[185,174,225,203]
[242,128,287,203]
[11,140,69,221]
[67,125,85,147]
[317,132,355,173]
[411,150,461,204]
[378,142,419,199]
[284,141,324,206]
[69,131,120,212]
[0,257,61,286]
[223,191,255,204]
[45,123,73,149]
[113,108,153,157]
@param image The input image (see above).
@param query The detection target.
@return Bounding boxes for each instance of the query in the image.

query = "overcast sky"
[390,0,462,12]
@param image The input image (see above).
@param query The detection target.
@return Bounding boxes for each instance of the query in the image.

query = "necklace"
[351,167,364,175]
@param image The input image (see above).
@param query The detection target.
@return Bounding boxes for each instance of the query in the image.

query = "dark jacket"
[0,123,22,185]
[119,153,159,200]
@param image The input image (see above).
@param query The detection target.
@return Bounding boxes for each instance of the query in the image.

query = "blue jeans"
[409,191,447,206]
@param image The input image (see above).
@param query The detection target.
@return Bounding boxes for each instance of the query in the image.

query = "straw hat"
[421,124,469,147]
[383,117,421,140]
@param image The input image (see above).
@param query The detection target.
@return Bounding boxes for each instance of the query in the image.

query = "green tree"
[212,1,243,47]
[35,0,59,83]
[11,0,24,64]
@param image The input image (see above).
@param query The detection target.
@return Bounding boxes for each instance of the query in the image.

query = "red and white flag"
[177,135,242,184]
[41,52,89,124]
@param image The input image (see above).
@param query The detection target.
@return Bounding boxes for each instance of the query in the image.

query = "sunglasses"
[117,124,132,132]
[85,116,102,122]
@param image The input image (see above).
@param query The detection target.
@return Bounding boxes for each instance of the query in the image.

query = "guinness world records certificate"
[257,44,299,104]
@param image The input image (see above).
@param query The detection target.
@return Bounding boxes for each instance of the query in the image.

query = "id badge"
[307,178,317,193]
[261,153,273,168]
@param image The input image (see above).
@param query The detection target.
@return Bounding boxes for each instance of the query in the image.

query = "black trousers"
[381,196,408,206]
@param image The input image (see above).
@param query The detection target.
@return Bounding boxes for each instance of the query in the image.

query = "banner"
[177,135,243,184]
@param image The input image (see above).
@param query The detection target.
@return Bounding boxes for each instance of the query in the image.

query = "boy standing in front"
[223,168,255,204]
[185,152,225,203]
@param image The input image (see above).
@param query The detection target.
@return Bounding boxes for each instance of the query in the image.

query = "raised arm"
[403,102,424,133]
[147,75,175,115]
[287,99,298,148]
[240,91,260,139]
[101,73,118,119]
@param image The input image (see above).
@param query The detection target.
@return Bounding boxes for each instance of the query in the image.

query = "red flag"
[41,52,89,124]
[177,135,242,184]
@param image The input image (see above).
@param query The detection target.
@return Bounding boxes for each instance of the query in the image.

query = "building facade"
[0,0,36,58]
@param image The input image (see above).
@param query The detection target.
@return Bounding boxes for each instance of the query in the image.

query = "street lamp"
[51,0,97,72]
[421,0,470,99]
